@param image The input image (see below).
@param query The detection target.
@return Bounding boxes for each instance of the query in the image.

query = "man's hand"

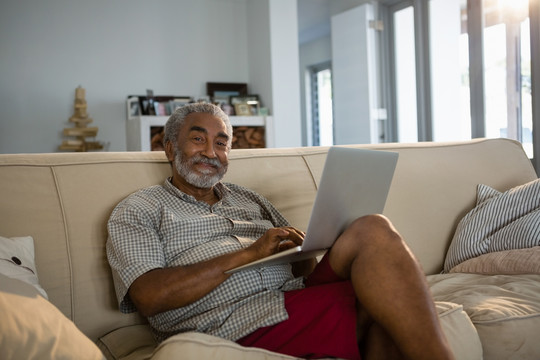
[248,227,305,259]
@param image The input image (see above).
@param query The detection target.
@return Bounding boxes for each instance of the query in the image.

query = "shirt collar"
[164,177,230,204]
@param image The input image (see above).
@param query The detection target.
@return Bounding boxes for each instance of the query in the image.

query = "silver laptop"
[225,147,399,274]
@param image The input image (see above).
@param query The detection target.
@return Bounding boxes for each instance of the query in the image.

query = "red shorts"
[237,254,360,359]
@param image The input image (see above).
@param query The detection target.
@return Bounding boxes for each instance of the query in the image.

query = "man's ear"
[164,141,175,163]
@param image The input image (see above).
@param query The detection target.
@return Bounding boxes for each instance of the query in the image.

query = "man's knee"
[334,215,405,261]
[330,214,402,271]
[346,214,400,244]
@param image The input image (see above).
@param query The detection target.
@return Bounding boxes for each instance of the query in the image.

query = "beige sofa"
[1,138,539,359]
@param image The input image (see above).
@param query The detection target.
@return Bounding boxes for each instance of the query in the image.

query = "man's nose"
[201,141,217,158]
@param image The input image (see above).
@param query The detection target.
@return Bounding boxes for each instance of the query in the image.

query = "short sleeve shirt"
[106,179,304,342]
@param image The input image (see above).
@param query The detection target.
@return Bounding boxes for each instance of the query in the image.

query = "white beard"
[174,149,227,189]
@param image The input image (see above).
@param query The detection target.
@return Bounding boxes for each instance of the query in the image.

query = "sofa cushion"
[154,332,299,360]
[444,179,540,272]
[153,302,482,360]
[449,246,540,275]
[434,301,483,360]
[0,273,104,360]
[97,324,157,360]
[96,301,481,360]
[0,235,48,298]
[428,273,540,359]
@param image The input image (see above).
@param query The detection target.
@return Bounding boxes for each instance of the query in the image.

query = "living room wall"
[0,0,294,153]
[297,0,370,145]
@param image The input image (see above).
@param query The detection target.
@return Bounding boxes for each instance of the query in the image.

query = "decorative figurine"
[59,86,103,152]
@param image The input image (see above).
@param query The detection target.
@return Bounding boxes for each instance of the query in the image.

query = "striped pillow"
[443,178,540,273]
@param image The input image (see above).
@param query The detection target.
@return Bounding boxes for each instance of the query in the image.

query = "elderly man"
[107,103,454,360]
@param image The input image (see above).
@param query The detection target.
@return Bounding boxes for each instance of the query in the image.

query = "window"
[394,5,419,142]
[430,0,471,141]
[481,0,532,157]
[384,0,535,158]
[309,63,334,146]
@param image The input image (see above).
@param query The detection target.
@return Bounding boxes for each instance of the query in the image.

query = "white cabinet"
[126,115,274,151]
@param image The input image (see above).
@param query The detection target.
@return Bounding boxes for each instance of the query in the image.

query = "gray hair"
[164,103,233,149]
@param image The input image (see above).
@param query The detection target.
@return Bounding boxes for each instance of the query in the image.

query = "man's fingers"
[278,240,299,252]
[282,227,305,245]
[266,227,305,247]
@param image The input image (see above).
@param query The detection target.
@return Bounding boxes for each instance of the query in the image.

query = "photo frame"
[234,103,252,116]
[247,100,260,116]
[154,101,170,116]
[207,82,248,103]
[230,95,259,105]
[127,97,140,117]
[169,97,193,112]
[220,103,235,116]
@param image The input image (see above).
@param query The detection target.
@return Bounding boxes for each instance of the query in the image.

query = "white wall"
[0,0,289,153]
[332,3,380,144]
[297,0,370,145]
[268,0,302,147]
[247,0,273,114]
[246,0,302,148]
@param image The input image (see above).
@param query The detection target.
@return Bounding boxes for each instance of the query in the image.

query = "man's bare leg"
[356,307,404,359]
[329,214,454,360]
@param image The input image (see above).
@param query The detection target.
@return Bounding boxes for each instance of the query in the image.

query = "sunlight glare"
[497,0,529,19]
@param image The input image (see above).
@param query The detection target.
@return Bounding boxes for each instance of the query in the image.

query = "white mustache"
[189,155,222,168]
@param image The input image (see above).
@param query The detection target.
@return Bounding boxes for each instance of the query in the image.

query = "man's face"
[167,112,230,189]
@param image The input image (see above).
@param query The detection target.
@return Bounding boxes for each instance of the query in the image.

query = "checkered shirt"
[106,179,304,342]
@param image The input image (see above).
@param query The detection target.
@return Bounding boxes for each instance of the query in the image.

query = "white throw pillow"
[0,235,47,298]
[0,273,104,360]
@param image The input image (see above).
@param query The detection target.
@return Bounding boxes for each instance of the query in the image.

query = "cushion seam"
[301,155,319,191]
[471,312,540,324]
[51,166,75,320]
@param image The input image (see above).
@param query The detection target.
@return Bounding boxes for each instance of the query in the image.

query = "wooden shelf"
[126,115,274,151]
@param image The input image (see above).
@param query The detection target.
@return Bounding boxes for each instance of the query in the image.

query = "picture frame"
[247,100,260,116]
[230,95,259,105]
[234,103,252,116]
[169,97,193,112]
[154,101,169,116]
[127,97,141,117]
[206,82,248,103]
[220,103,235,116]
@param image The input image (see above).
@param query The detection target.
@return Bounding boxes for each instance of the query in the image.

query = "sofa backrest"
[0,138,536,341]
